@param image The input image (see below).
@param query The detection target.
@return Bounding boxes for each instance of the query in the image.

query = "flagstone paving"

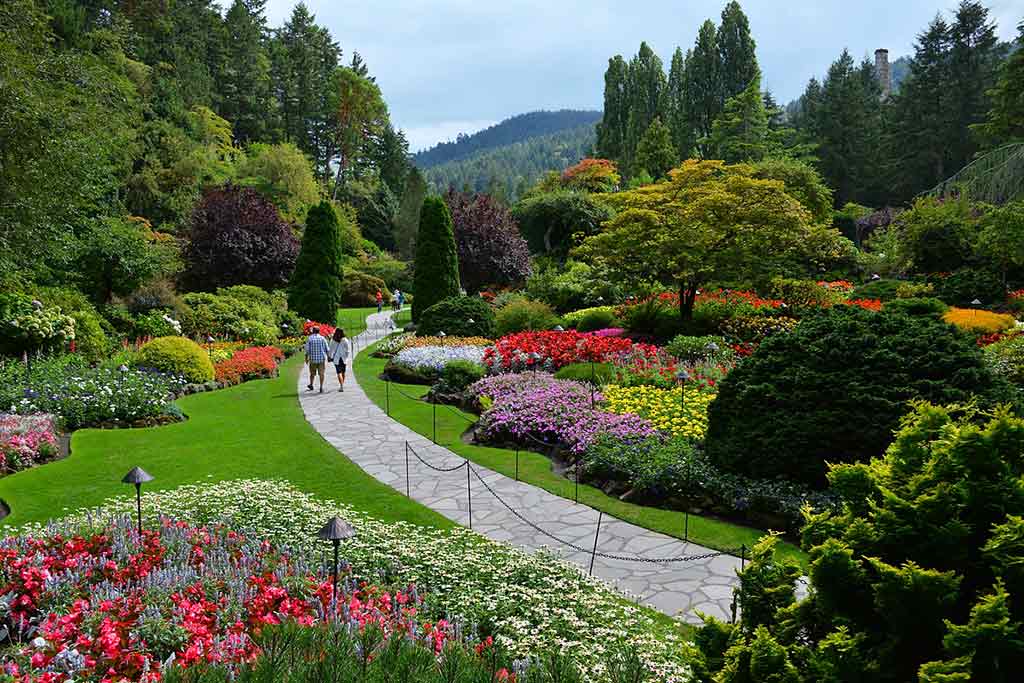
[299,310,744,624]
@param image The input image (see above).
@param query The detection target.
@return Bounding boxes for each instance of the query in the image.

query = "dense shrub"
[69,309,108,361]
[136,336,215,383]
[0,293,76,355]
[179,291,278,340]
[852,278,901,301]
[719,314,799,343]
[417,296,496,338]
[288,201,346,323]
[562,305,617,328]
[441,359,486,392]
[524,259,622,312]
[705,306,1012,487]
[512,191,612,259]
[897,195,975,273]
[985,333,1024,383]
[665,335,732,363]
[576,307,618,333]
[942,307,1017,335]
[444,188,532,293]
[182,184,299,291]
[412,197,460,323]
[882,296,949,317]
[495,298,561,336]
[341,270,391,307]
[621,298,685,338]
[930,267,1006,307]
[767,277,844,311]
[553,362,616,386]
[357,254,413,293]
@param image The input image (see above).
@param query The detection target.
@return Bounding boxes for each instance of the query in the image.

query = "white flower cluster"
[392,345,486,374]
[20,479,693,682]
[162,314,182,334]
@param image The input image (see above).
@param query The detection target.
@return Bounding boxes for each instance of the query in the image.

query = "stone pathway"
[299,310,743,623]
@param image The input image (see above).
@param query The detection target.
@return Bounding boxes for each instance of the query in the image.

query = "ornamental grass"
[943,307,1017,335]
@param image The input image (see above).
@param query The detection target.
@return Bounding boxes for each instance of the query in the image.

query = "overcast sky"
[263,1,1021,152]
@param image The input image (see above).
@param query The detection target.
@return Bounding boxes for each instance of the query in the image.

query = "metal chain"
[406,443,469,473]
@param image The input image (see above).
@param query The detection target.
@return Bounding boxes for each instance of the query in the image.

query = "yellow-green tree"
[576,160,817,320]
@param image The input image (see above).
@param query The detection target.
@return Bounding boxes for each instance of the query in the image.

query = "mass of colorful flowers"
[0,413,59,476]
[213,346,285,385]
[602,384,714,440]
[483,330,659,373]
[0,517,447,682]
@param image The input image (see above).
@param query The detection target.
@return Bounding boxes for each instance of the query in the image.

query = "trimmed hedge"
[441,359,486,391]
[576,307,618,333]
[136,336,214,383]
[553,362,615,386]
[705,306,1013,487]
[494,298,561,336]
[417,296,496,338]
[412,197,460,323]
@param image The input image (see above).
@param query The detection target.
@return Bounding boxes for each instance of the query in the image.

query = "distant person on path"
[391,291,400,312]
[304,325,329,393]
[328,328,352,392]
[396,289,404,309]
[376,289,383,313]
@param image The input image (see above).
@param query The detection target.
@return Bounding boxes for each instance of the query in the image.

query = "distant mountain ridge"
[413,109,602,169]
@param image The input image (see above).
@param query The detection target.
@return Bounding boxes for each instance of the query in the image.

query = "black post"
[432,400,437,443]
[386,378,390,416]
[515,447,519,482]
[465,461,473,530]
[589,511,604,576]
[405,442,411,497]
[134,483,143,535]
[331,539,340,607]
[575,461,580,504]
[590,360,595,408]
[740,543,747,572]
[684,451,691,543]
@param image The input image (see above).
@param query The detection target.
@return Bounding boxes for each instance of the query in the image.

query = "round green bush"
[553,362,615,386]
[882,297,949,317]
[441,359,486,391]
[665,335,734,363]
[418,296,496,338]
[341,270,391,307]
[929,267,1006,307]
[576,308,618,333]
[69,309,109,361]
[705,306,1013,488]
[136,336,215,383]
[494,298,561,336]
[853,279,901,301]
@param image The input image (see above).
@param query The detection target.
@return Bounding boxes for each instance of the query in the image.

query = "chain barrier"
[405,442,469,473]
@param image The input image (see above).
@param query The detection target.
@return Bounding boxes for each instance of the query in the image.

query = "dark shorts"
[334,360,347,373]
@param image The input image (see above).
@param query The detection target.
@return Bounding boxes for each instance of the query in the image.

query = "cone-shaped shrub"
[412,196,460,323]
[288,201,346,324]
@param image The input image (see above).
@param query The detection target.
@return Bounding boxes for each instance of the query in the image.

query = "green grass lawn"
[335,307,377,337]
[0,355,452,530]
[356,341,809,566]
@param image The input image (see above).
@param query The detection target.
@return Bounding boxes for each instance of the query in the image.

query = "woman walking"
[328,328,352,392]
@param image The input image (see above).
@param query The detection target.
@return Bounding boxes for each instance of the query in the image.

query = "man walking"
[305,325,330,393]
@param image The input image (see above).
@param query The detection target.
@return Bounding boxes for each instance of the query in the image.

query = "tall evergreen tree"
[393,167,427,259]
[973,20,1024,147]
[634,117,678,178]
[624,42,666,173]
[717,1,758,102]
[595,55,630,163]
[220,0,273,143]
[376,124,411,197]
[707,71,768,163]
[288,200,345,324]
[411,197,460,323]
[685,20,722,157]
[665,47,695,160]
[947,0,1000,171]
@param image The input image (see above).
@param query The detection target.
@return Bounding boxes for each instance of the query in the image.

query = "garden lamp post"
[706,342,719,363]
[121,467,154,535]
[467,318,475,335]
[553,325,564,332]
[529,351,542,377]
[676,369,690,413]
[971,299,982,320]
[206,335,214,365]
[438,331,446,348]
[318,516,356,610]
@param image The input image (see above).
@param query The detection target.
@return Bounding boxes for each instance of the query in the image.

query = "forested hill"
[420,121,597,203]
[413,110,601,168]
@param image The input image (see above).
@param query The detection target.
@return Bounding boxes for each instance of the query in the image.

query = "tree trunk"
[679,283,697,321]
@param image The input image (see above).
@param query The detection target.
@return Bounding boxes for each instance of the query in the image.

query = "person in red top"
[375,289,383,313]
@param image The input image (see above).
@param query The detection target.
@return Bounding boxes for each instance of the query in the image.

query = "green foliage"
[706,306,1011,487]
[412,197,460,323]
[633,118,677,179]
[708,71,769,163]
[289,201,346,324]
[524,260,622,313]
[417,297,496,338]
[977,200,1024,283]
[341,271,390,308]
[562,306,618,328]
[179,291,277,340]
[931,267,1006,307]
[441,360,486,392]
[69,309,109,361]
[750,157,834,225]
[853,278,902,301]
[576,308,619,333]
[665,335,733,364]
[620,298,685,340]
[897,196,975,274]
[355,255,412,293]
[971,20,1024,148]
[512,191,612,259]
[393,167,427,259]
[882,297,949,317]
[77,217,179,305]
[984,333,1024,383]
[235,142,320,223]
[0,293,76,355]
[495,299,561,336]
[136,336,214,383]
[583,435,698,498]
[553,363,616,386]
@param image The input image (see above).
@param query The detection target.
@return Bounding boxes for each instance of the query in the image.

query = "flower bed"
[0,358,187,430]
[602,384,714,441]
[374,332,415,357]
[302,320,336,338]
[401,335,492,349]
[471,373,656,455]
[1,518,443,681]
[0,413,59,476]
[214,346,285,385]
[13,480,691,681]
[392,345,486,375]
[483,330,658,373]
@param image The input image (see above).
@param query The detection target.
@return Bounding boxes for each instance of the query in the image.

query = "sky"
[263,1,1021,152]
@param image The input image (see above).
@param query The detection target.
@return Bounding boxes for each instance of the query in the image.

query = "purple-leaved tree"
[443,189,532,294]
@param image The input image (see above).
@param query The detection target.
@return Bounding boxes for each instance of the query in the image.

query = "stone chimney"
[874,48,892,99]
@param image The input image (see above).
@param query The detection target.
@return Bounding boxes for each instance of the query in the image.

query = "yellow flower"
[602,384,714,439]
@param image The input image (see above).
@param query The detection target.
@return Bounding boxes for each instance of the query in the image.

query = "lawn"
[0,355,452,530]
[335,306,377,336]
[355,340,809,566]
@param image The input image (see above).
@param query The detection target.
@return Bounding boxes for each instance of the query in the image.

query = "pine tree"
[394,167,427,259]
[288,200,346,323]
[634,117,678,178]
[947,0,1000,170]
[707,71,768,163]
[973,21,1024,147]
[376,124,410,197]
[685,20,722,157]
[624,42,666,173]
[412,196,460,323]
[665,47,695,160]
[717,1,759,102]
[220,0,273,143]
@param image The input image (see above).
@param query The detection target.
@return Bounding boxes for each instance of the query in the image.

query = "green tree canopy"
[634,118,678,179]
[707,70,769,163]
[288,201,347,323]
[411,197,460,322]
[236,142,321,224]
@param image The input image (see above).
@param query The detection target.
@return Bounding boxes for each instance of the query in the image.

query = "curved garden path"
[299,310,743,623]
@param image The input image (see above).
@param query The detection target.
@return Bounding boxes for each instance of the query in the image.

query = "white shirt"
[329,338,352,363]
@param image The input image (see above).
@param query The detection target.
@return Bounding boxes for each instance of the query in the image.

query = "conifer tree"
[685,20,722,157]
[412,197,460,323]
[717,1,759,102]
[947,0,1000,169]
[595,55,629,162]
[624,42,667,172]
[972,20,1024,147]
[393,167,427,259]
[220,0,272,143]
[288,200,346,323]
[707,71,768,163]
[665,47,695,160]
[634,118,678,179]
